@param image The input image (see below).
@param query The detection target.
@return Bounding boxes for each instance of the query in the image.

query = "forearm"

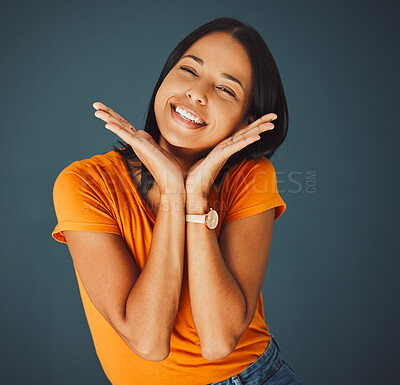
[186,198,247,359]
[125,192,186,358]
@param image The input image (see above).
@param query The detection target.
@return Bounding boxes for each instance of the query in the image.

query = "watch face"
[206,209,219,229]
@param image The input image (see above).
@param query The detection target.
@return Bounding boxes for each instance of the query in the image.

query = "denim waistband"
[210,334,283,385]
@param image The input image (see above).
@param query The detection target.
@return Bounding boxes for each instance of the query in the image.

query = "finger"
[105,123,149,150]
[98,107,131,127]
[93,101,107,111]
[233,121,275,140]
[231,113,277,139]
[208,133,260,165]
[221,134,261,157]
[93,102,132,127]
[251,112,278,126]
[94,110,137,131]
[94,110,137,132]
[219,121,273,149]
[105,124,159,160]
[231,120,274,139]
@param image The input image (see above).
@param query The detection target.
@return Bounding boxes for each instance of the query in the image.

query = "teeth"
[175,105,204,125]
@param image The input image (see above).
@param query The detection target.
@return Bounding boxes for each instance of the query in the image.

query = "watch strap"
[186,208,219,230]
[185,213,206,224]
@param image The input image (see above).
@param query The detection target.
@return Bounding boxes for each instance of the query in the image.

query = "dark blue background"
[1,0,399,384]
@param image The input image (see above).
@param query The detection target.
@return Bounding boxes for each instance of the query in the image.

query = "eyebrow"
[180,54,245,92]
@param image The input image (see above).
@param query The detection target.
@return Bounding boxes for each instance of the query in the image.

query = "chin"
[159,130,186,147]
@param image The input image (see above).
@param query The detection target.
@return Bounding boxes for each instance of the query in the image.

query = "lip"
[170,104,208,130]
[171,102,207,125]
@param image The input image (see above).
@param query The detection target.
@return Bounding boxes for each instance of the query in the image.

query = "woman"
[52,17,302,385]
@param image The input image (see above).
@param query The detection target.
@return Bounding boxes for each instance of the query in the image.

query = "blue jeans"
[208,334,302,385]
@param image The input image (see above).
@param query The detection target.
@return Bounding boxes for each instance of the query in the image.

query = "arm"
[186,197,275,361]
[64,191,186,362]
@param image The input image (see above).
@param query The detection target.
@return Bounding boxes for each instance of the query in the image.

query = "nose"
[185,85,207,105]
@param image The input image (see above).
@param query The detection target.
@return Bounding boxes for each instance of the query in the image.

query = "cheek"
[154,83,170,117]
[154,92,161,121]
[154,77,181,111]
[215,106,244,131]
[160,72,182,92]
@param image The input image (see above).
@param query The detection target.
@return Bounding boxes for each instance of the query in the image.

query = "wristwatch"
[186,207,219,230]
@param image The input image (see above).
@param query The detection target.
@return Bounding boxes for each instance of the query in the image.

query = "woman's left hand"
[185,113,277,201]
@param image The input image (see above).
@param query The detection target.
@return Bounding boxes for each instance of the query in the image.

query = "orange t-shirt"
[51,149,286,385]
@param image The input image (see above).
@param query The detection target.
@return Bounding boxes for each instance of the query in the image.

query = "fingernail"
[260,122,274,130]
[271,114,278,121]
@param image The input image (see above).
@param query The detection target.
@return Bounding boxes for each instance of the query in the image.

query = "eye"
[217,87,237,98]
[179,66,197,76]
[179,65,237,99]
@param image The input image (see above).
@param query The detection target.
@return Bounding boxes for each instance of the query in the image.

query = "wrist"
[186,198,209,214]
[158,192,186,213]
[160,190,186,201]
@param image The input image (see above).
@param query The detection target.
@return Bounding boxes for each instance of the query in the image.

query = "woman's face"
[154,32,253,152]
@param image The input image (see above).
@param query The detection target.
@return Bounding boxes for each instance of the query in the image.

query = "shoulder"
[52,150,125,213]
[218,156,286,224]
[222,157,278,191]
[57,149,119,174]
[54,150,122,185]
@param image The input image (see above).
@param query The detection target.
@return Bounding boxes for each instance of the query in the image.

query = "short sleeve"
[223,158,286,225]
[51,166,121,244]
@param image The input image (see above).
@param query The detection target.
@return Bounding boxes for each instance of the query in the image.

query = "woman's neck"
[158,135,210,177]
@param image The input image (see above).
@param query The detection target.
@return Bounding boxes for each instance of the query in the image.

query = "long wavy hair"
[112,17,289,200]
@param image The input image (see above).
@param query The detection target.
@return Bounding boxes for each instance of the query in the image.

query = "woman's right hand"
[93,102,185,196]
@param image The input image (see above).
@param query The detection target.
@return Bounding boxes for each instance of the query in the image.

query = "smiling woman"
[51,17,301,385]
[154,32,254,156]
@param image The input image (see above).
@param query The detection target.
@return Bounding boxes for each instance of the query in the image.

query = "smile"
[170,104,207,129]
